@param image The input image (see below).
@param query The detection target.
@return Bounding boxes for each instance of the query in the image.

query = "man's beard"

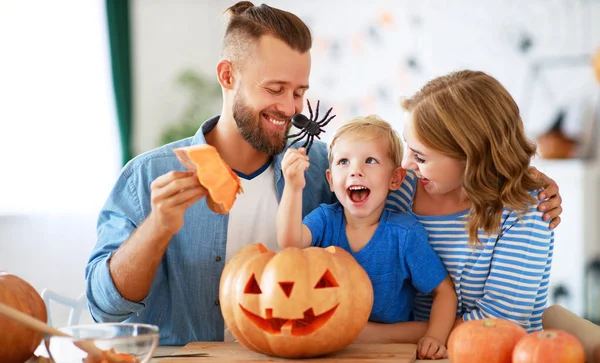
[232,91,291,156]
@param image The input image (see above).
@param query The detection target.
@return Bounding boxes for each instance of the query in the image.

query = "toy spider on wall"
[285,99,336,154]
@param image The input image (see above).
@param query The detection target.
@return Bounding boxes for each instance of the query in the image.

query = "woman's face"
[401,113,466,197]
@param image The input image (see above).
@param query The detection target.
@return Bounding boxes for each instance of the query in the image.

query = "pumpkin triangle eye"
[279,282,294,298]
[314,269,339,289]
[244,274,262,294]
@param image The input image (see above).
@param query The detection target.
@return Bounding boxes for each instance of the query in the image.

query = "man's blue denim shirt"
[85,116,336,345]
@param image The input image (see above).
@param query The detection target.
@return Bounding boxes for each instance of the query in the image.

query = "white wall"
[0,215,97,326]
[0,0,119,327]
[132,0,227,154]
[133,0,600,154]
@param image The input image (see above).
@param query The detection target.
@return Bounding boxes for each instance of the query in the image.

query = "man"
[86,2,563,345]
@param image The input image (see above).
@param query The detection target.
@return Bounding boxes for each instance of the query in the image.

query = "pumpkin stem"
[483,319,496,328]
[539,331,558,339]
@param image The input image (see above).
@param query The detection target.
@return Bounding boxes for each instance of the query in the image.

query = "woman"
[358,71,557,357]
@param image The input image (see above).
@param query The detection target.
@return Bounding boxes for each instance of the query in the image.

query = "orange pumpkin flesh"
[219,244,374,358]
[174,145,243,214]
[512,329,585,363]
[448,318,527,363]
[0,272,48,363]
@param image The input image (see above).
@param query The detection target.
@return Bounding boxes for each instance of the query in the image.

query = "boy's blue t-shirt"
[303,202,448,323]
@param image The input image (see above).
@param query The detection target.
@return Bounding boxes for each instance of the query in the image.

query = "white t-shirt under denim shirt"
[224,160,279,342]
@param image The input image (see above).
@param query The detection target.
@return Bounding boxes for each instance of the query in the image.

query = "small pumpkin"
[219,243,373,358]
[0,272,48,363]
[512,329,585,363]
[174,144,243,214]
[448,318,527,363]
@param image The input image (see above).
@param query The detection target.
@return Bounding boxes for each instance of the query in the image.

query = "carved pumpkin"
[0,272,48,363]
[174,144,243,214]
[219,243,373,358]
[512,329,585,363]
[448,318,527,363]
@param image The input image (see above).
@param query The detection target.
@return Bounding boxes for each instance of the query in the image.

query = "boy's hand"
[282,147,310,191]
[417,335,448,360]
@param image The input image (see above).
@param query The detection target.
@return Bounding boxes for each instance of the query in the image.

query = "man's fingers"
[541,203,562,223]
[151,170,195,189]
[153,174,201,201]
[171,185,207,207]
[549,215,561,229]
[538,181,559,200]
[180,187,208,208]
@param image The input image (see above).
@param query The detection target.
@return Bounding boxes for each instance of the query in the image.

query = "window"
[0,0,121,214]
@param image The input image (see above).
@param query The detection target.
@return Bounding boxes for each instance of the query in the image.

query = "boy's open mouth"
[347,185,370,203]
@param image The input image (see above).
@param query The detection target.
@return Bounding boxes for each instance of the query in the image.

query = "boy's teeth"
[349,186,367,190]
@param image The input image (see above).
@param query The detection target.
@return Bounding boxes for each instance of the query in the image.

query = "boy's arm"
[424,276,457,344]
[276,148,312,249]
[276,184,312,249]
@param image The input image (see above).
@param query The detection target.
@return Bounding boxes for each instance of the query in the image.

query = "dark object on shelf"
[551,283,572,311]
[536,110,576,159]
[285,99,336,155]
[585,258,600,325]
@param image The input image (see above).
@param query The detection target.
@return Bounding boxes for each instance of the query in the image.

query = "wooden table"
[152,342,451,363]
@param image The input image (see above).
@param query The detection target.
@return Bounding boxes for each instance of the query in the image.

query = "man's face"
[232,35,311,155]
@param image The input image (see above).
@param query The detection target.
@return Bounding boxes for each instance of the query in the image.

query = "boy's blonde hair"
[327,115,403,167]
[402,70,544,247]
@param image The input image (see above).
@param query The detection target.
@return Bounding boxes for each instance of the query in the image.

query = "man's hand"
[281,148,310,191]
[148,170,207,237]
[417,335,448,360]
[531,166,563,229]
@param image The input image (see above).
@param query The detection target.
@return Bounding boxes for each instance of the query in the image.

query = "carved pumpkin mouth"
[239,304,339,336]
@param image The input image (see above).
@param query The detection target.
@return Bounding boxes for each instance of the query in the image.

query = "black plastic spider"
[285,99,336,154]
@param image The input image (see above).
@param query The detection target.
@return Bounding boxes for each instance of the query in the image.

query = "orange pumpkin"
[174,145,243,214]
[593,47,600,84]
[448,318,527,363]
[0,272,48,363]
[512,329,585,363]
[219,243,373,358]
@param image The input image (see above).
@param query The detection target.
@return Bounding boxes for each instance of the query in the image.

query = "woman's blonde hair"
[402,70,544,247]
[327,115,404,167]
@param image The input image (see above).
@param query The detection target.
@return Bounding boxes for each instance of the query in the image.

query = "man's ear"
[389,167,406,191]
[216,60,235,90]
[326,169,334,192]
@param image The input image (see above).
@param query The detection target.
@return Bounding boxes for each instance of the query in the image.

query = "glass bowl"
[44,323,159,363]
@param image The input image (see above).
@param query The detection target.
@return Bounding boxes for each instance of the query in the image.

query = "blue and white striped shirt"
[386,170,554,332]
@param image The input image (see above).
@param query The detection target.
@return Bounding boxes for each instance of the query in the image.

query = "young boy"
[276,115,457,359]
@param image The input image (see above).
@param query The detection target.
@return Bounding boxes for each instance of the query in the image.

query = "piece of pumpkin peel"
[173,145,243,214]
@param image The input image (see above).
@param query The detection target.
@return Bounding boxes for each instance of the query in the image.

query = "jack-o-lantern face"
[219,244,373,359]
[240,268,340,336]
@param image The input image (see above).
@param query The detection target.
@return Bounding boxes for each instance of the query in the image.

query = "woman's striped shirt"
[385,170,554,332]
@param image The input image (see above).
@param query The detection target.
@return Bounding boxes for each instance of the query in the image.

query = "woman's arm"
[461,205,554,329]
